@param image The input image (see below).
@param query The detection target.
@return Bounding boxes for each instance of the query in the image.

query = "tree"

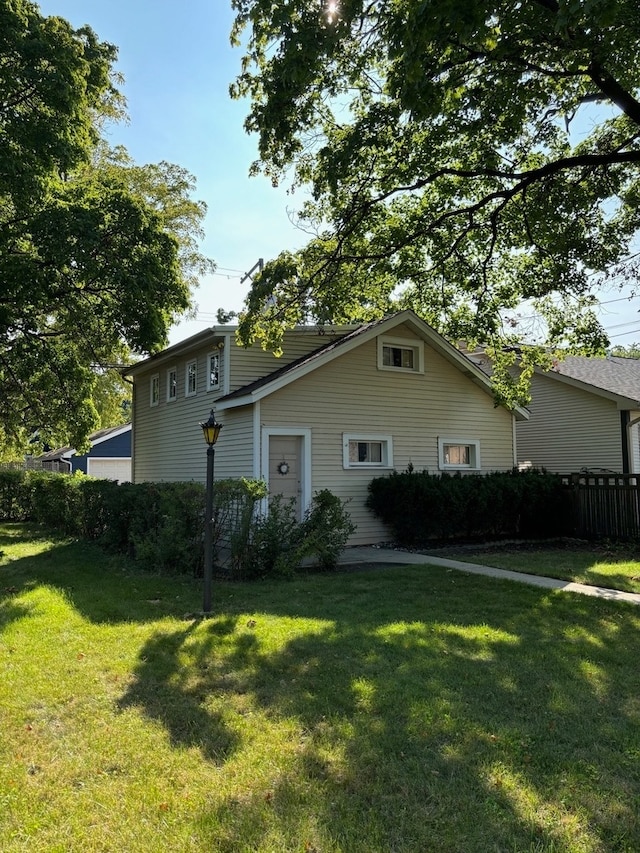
[0,1,211,453]
[609,342,640,358]
[231,0,640,401]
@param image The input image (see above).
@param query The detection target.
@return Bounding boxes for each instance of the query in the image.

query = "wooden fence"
[562,473,640,539]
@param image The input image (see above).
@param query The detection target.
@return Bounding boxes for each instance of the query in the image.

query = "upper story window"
[150,374,159,407]
[167,367,177,402]
[207,350,221,392]
[377,336,424,373]
[343,433,393,469]
[438,437,481,471]
[185,360,197,397]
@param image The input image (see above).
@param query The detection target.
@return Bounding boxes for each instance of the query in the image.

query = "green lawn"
[1,524,639,852]
[445,542,640,594]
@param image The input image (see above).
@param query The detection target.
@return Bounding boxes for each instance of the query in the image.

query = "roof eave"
[536,367,640,410]
[218,310,529,420]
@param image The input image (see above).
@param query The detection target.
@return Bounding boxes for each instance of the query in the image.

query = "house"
[125,310,528,545]
[38,424,132,483]
[510,355,640,474]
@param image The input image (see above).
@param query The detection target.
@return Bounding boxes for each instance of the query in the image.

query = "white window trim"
[343,433,394,469]
[438,437,481,471]
[166,366,177,402]
[185,359,197,397]
[150,373,159,407]
[377,335,424,374]
[207,349,221,392]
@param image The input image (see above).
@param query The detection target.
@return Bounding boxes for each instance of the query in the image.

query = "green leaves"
[0,1,210,453]
[232,0,640,379]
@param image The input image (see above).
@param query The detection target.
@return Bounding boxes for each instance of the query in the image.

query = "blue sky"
[36,1,640,348]
[37,0,308,344]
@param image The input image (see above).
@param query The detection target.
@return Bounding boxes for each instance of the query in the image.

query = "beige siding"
[133,321,516,545]
[227,329,346,392]
[133,352,255,483]
[516,373,623,474]
[132,330,333,482]
[259,328,515,545]
[631,412,640,475]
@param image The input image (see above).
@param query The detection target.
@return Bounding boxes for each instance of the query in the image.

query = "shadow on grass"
[3,525,639,849]
[121,570,640,852]
[451,542,640,593]
[117,620,241,764]
[0,534,201,625]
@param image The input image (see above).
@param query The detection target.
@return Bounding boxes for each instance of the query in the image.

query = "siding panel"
[259,330,515,544]
[516,374,623,474]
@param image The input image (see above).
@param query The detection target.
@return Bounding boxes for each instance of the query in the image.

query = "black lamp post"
[200,409,222,614]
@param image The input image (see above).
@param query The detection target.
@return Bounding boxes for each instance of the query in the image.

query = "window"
[150,374,159,407]
[383,345,414,369]
[377,336,424,373]
[167,367,177,402]
[343,433,393,469]
[438,437,481,470]
[207,350,221,391]
[185,360,197,396]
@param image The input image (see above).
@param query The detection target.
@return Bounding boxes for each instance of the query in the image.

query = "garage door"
[87,458,132,484]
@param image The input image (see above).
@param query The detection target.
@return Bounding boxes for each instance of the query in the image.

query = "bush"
[300,489,356,570]
[0,469,354,580]
[366,468,572,546]
[241,489,356,578]
[0,469,31,521]
[243,494,302,578]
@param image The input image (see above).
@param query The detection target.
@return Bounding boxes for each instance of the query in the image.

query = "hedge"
[0,470,355,578]
[0,469,265,576]
[365,468,573,546]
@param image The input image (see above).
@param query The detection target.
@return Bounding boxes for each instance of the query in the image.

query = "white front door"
[268,434,303,520]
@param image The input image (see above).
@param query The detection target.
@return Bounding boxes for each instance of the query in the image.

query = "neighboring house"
[38,424,132,483]
[125,310,528,545]
[509,355,640,475]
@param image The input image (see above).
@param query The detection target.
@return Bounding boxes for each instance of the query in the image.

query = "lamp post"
[200,409,222,614]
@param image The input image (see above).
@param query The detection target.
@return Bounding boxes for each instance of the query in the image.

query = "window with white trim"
[150,374,159,407]
[167,367,177,402]
[438,437,481,470]
[185,360,197,396]
[343,433,393,469]
[207,350,221,391]
[377,336,424,373]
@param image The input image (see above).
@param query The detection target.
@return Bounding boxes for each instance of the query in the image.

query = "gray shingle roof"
[550,355,640,403]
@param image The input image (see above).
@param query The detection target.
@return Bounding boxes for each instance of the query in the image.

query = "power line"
[609,327,640,339]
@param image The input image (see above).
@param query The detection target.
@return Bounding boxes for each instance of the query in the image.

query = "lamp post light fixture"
[200,409,223,614]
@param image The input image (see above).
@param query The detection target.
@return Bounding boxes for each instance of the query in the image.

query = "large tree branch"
[360,148,640,216]
[588,59,640,126]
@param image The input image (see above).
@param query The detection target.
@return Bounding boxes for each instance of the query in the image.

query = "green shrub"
[241,489,356,578]
[366,468,572,546]
[0,468,353,580]
[127,482,206,575]
[300,489,356,570]
[242,495,302,579]
[211,477,268,575]
[0,469,31,521]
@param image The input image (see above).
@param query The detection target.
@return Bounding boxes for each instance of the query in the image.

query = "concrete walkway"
[337,546,640,606]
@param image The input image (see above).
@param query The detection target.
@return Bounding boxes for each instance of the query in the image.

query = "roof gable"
[38,424,131,461]
[215,311,528,420]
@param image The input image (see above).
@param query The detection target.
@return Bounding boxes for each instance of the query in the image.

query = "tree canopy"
[231,0,640,400]
[0,0,211,454]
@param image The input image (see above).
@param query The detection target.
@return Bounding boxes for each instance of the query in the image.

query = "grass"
[1,523,639,852]
[442,541,640,594]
